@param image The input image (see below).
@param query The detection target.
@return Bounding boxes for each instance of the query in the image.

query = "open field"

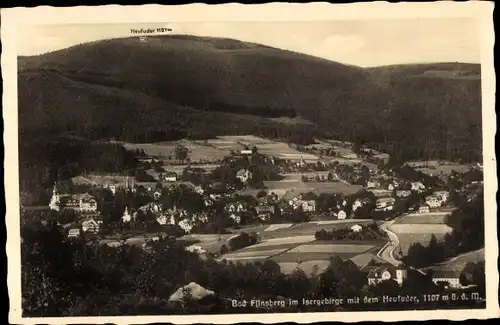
[123,142,177,157]
[405,161,472,176]
[270,251,355,263]
[265,224,294,232]
[250,235,317,248]
[389,224,453,234]
[287,244,374,254]
[281,172,332,181]
[394,233,448,255]
[278,260,331,275]
[162,164,219,174]
[395,213,450,225]
[267,180,362,196]
[258,220,375,240]
[84,174,130,186]
[222,248,289,259]
[322,157,363,166]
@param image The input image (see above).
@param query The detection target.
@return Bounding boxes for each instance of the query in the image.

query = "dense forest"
[18,35,482,164]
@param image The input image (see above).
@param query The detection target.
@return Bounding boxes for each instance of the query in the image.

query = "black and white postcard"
[2,3,497,324]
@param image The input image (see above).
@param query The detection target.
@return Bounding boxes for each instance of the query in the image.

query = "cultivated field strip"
[395,214,449,224]
[287,244,374,254]
[389,224,453,234]
[223,248,288,258]
[250,235,316,248]
[265,224,294,232]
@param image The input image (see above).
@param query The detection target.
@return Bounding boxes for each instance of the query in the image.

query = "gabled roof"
[367,264,400,279]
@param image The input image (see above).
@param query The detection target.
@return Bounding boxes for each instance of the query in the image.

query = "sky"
[17,18,480,67]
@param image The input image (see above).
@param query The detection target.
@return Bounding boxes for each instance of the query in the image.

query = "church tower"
[48,184,60,211]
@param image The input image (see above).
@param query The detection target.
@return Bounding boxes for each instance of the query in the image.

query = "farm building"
[68,228,81,238]
[396,190,411,198]
[338,210,347,220]
[164,172,178,182]
[418,205,430,214]
[376,197,395,209]
[425,195,442,208]
[350,224,363,232]
[431,270,462,289]
[82,218,101,233]
[365,265,407,286]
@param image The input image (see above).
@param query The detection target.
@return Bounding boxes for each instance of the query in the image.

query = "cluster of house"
[416,190,450,214]
[121,203,209,234]
[286,192,317,212]
[362,263,465,289]
[49,186,98,212]
[67,217,103,238]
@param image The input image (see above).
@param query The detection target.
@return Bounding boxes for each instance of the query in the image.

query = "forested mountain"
[18,35,482,162]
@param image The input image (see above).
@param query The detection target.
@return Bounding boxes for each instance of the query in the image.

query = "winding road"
[377,219,402,266]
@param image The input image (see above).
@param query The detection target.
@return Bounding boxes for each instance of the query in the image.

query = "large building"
[49,186,98,212]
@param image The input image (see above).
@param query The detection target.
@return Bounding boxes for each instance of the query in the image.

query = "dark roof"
[431,269,461,278]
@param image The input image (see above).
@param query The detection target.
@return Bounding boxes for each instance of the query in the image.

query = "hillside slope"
[18,35,482,162]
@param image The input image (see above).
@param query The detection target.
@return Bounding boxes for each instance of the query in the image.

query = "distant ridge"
[18,35,482,162]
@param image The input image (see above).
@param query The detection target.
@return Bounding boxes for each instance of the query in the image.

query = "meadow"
[394,212,451,225]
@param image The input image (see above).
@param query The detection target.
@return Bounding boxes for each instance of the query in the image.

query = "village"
[21,135,485,292]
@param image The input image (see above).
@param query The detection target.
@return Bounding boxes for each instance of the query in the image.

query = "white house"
[68,228,81,238]
[350,224,363,232]
[82,219,100,233]
[432,270,463,289]
[367,180,380,189]
[426,195,442,208]
[236,169,252,184]
[411,182,426,192]
[434,191,450,203]
[387,184,395,191]
[396,190,411,198]
[229,213,242,224]
[122,206,132,223]
[302,200,316,212]
[367,265,407,286]
[338,210,347,220]
[164,172,178,182]
[178,219,193,233]
[156,214,168,225]
[376,197,396,209]
[185,245,207,254]
[204,198,214,207]
[419,205,430,214]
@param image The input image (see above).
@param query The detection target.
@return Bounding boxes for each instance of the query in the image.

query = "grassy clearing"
[395,233,447,255]
[389,224,453,234]
[123,142,177,157]
[395,213,450,224]
[264,224,294,232]
[223,248,288,259]
[279,260,331,276]
[251,235,316,248]
[270,251,355,263]
[287,244,374,254]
